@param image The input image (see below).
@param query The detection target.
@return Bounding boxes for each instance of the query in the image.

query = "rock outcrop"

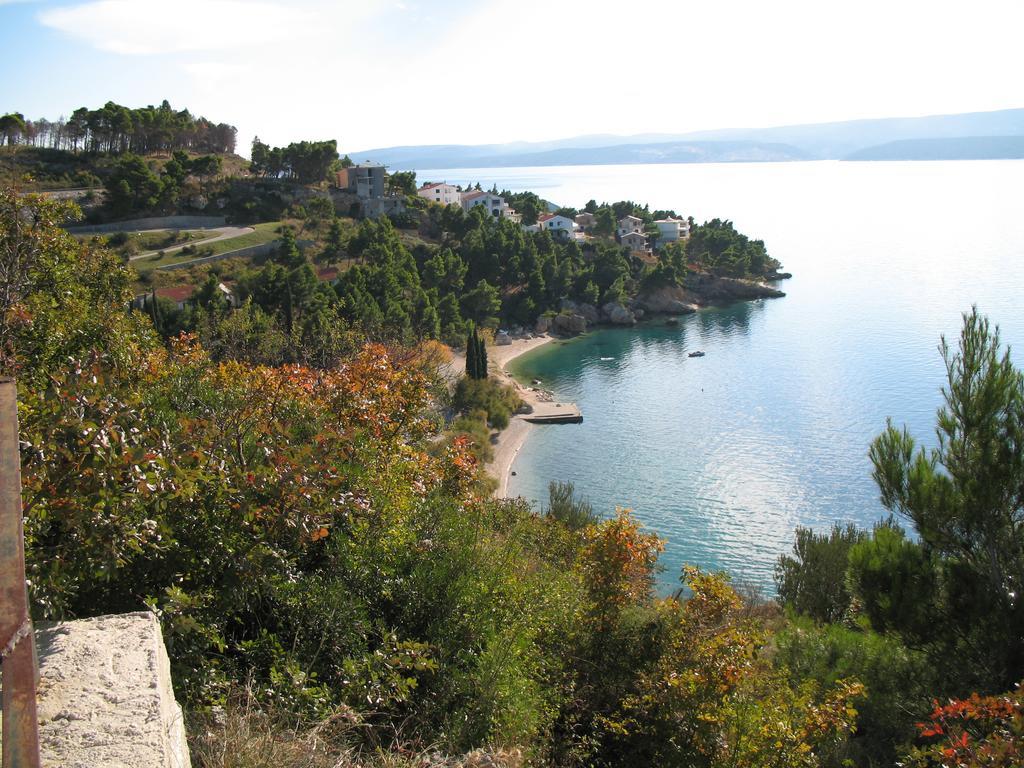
[560,299,599,325]
[634,284,697,315]
[552,313,587,335]
[601,302,636,325]
[35,612,192,768]
[536,272,786,333]
[686,274,786,303]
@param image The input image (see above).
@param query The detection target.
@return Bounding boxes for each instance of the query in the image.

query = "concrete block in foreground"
[33,611,191,768]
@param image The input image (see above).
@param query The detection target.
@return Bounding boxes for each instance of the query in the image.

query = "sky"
[1,0,1023,156]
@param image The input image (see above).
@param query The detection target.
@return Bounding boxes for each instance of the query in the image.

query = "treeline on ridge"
[249,137,342,183]
[0,99,237,155]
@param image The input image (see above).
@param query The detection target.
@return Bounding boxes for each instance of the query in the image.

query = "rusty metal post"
[0,378,40,768]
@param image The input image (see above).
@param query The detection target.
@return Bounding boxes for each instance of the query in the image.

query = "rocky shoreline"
[487,275,790,497]
[496,274,789,341]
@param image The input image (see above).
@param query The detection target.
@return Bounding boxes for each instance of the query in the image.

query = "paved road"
[129,226,254,260]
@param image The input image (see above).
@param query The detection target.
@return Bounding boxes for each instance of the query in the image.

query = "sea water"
[422,160,1024,591]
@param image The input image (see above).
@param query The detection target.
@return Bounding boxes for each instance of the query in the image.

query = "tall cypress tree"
[466,327,477,379]
[148,290,162,334]
[478,331,488,379]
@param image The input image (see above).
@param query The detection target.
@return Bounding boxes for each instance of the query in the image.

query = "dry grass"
[187,687,525,768]
[187,691,354,768]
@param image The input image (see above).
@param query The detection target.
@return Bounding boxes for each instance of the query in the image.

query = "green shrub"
[453,376,521,429]
[546,481,597,530]
[775,617,934,767]
[449,409,495,464]
[774,522,867,623]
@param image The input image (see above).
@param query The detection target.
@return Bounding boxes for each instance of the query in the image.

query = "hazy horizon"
[345,106,1024,153]
[3,0,1024,156]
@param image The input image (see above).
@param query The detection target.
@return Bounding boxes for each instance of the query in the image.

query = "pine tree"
[277,227,304,269]
[325,219,344,261]
[862,307,1024,690]
[284,280,294,336]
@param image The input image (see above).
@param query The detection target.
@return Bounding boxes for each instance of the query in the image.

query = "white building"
[654,217,690,243]
[537,213,577,239]
[417,182,461,207]
[461,190,513,219]
[617,215,644,237]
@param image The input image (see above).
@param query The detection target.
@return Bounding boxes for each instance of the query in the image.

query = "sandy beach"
[484,335,558,497]
[445,334,577,497]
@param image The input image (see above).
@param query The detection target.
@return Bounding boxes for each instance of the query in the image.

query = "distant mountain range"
[844,135,1024,161]
[345,108,1024,170]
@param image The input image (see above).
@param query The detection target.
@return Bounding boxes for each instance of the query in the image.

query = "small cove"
[425,159,1024,591]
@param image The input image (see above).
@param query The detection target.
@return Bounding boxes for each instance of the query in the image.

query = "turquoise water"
[425,160,1024,591]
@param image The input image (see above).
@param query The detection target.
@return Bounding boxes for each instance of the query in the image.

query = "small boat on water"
[600,357,614,361]
[688,351,705,358]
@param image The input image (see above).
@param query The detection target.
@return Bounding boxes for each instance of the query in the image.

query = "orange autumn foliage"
[581,508,664,622]
[905,687,1024,767]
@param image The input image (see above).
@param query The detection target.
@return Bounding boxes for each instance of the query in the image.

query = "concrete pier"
[523,400,583,424]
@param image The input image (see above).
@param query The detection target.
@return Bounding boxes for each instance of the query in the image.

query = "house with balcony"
[537,212,577,240]
[575,211,597,229]
[617,215,644,237]
[337,163,386,199]
[417,182,461,207]
[654,217,690,243]
[334,162,407,219]
[461,190,513,219]
[620,231,650,254]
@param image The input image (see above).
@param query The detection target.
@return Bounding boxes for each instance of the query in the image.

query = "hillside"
[6,187,1023,768]
[0,145,251,191]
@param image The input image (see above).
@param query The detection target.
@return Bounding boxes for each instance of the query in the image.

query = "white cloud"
[404,0,1024,146]
[39,0,318,54]
[27,0,1024,151]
